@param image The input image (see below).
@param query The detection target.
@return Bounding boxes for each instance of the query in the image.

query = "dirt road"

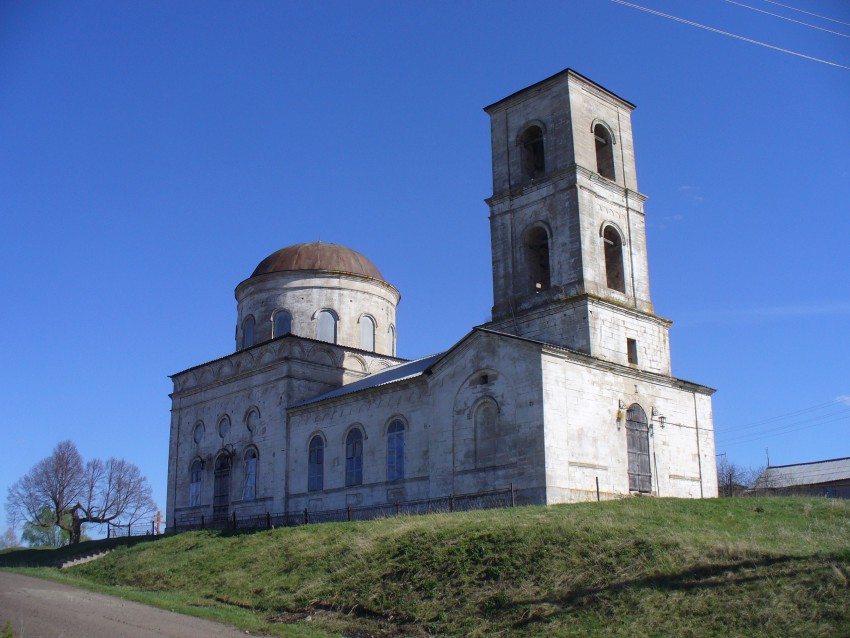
[0,572,262,637]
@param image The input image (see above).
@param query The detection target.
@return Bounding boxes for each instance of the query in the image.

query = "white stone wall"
[566,73,639,193]
[540,348,717,503]
[286,331,550,512]
[166,335,402,527]
[586,298,671,375]
[286,380,434,512]
[234,271,399,356]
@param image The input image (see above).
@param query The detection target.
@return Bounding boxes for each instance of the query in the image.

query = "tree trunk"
[70,508,82,544]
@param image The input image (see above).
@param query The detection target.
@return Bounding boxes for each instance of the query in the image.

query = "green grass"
[4,497,849,637]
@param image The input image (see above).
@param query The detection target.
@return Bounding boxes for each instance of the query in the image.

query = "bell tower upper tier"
[484,69,672,375]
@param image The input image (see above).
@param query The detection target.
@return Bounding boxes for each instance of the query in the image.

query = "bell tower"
[484,69,673,375]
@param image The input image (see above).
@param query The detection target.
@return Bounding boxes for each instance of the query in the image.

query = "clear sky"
[1,0,848,528]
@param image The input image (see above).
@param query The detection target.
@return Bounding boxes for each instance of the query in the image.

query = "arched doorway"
[626,404,652,493]
[213,452,232,522]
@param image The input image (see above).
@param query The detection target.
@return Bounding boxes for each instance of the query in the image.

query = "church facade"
[166,69,717,529]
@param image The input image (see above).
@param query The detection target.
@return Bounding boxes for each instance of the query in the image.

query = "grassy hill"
[4,497,850,637]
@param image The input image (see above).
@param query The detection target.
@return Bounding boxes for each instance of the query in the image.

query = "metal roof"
[289,352,444,409]
[250,241,386,282]
[753,457,850,488]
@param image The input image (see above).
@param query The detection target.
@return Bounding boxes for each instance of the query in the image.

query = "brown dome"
[251,242,386,282]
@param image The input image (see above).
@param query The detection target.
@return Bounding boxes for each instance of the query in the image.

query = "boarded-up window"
[346,429,363,487]
[317,310,337,344]
[387,420,405,481]
[594,123,615,180]
[360,316,375,352]
[242,449,257,501]
[626,404,651,493]
[189,460,202,507]
[308,436,324,492]
[274,311,291,337]
[213,453,232,521]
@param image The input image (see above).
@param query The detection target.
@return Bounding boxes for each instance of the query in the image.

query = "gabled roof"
[289,352,444,409]
[288,325,716,410]
[753,457,850,489]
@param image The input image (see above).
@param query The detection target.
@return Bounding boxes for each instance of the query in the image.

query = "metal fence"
[173,485,516,533]
[106,520,166,538]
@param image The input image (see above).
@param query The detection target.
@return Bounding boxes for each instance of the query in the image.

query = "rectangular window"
[627,338,638,365]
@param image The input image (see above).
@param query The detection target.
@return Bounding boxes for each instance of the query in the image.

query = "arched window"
[242,316,255,349]
[246,408,260,434]
[524,226,551,292]
[389,325,396,357]
[242,448,257,501]
[474,398,500,465]
[594,123,615,180]
[189,459,202,507]
[519,125,545,183]
[386,420,405,481]
[359,315,376,352]
[274,311,291,337]
[317,310,337,344]
[345,429,363,487]
[308,435,324,492]
[603,226,625,293]
[626,404,652,493]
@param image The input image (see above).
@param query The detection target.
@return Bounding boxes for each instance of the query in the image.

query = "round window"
[193,423,204,444]
[218,418,230,438]
[246,409,260,433]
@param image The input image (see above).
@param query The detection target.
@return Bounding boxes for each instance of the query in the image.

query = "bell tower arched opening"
[594,123,615,180]
[519,125,545,184]
[603,226,625,293]
[523,225,551,293]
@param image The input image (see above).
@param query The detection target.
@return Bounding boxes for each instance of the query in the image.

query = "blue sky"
[1,0,848,527]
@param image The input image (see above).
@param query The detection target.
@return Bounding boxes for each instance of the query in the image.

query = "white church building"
[166,69,718,529]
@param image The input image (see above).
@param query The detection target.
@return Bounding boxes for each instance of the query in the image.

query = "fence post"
[200,514,205,530]
[395,501,400,516]
[128,523,131,537]
[449,494,455,513]
[596,477,600,502]
[304,508,309,525]
[510,483,515,508]
[267,512,272,530]
[232,511,237,530]
[347,506,352,522]
[152,520,155,535]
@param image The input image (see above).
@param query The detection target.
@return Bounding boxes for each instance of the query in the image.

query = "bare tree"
[716,456,762,497]
[6,440,156,544]
[0,527,17,549]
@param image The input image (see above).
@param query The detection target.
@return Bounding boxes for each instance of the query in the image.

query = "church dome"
[251,242,386,283]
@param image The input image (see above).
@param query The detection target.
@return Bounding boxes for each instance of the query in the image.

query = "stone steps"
[57,549,113,569]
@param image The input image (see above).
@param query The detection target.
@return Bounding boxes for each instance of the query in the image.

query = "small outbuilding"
[750,457,850,499]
